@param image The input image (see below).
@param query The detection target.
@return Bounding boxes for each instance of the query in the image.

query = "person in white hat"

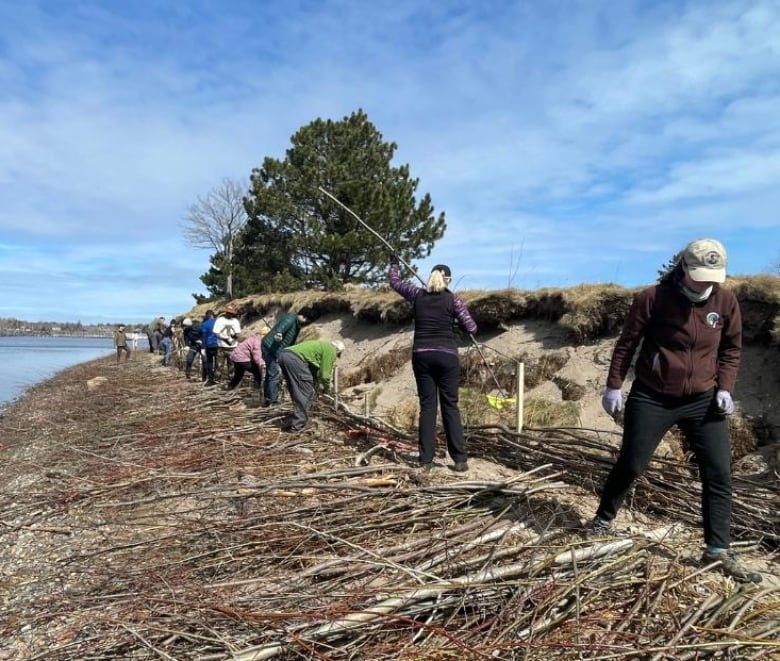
[592,238,761,583]
[277,339,344,432]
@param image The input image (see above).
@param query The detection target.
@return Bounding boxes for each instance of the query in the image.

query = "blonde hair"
[426,269,450,293]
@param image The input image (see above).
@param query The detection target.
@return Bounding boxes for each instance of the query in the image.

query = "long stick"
[318,186,505,395]
[318,187,425,286]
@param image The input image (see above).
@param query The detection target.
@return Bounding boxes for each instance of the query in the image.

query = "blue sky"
[1,0,778,324]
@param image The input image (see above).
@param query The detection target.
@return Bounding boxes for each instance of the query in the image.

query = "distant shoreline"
[0,332,124,338]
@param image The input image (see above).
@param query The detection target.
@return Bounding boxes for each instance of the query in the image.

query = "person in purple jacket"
[389,257,478,473]
[226,331,266,391]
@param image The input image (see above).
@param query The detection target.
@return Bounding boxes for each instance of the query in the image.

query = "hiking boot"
[586,517,613,537]
[700,550,762,583]
[452,461,469,473]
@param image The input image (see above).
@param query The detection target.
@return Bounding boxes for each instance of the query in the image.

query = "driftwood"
[0,356,777,660]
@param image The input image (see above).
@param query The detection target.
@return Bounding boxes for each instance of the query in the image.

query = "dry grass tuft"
[341,347,411,388]
[523,398,580,428]
[386,397,419,429]
[460,348,571,394]
[552,375,588,401]
[462,290,528,330]
[558,284,636,341]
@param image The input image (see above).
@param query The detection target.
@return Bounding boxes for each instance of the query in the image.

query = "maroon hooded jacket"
[606,277,741,397]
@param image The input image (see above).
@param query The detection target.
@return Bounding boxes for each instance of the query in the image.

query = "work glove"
[601,388,623,417]
[273,332,283,342]
[716,389,735,415]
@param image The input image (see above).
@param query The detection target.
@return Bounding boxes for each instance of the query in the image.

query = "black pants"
[184,345,200,378]
[596,382,732,549]
[203,347,219,383]
[412,350,467,465]
[228,361,262,390]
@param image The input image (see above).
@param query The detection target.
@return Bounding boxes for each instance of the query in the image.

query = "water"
[0,336,124,412]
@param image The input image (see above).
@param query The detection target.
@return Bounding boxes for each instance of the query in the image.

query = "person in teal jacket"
[261,307,314,406]
[278,339,344,432]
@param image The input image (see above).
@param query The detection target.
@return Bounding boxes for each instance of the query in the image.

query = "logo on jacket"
[706,312,720,328]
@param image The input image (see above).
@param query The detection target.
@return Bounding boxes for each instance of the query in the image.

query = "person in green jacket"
[261,307,314,406]
[278,339,344,432]
[113,324,131,364]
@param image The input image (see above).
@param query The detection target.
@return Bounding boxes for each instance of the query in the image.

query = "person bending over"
[278,339,343,432]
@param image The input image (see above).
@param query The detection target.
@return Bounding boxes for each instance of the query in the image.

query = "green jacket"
[262,314,300,356]
[113,330,127,347]
[288,340,339,387]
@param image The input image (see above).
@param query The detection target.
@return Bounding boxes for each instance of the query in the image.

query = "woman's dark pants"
[228,361,262,390]
[204,347,219,384]
[596,383,732,549]
[412,350,467,465]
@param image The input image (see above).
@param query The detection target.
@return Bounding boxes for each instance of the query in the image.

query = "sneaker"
[452,461,469,473]
[700,550,762,584]
[419,462,432,473]
[586,517,613,537]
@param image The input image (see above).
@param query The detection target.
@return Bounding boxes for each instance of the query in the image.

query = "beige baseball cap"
[681,238,727,283]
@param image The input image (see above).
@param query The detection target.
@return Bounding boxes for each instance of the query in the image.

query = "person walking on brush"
[113,324,131,364]
[591,238,761,583]
[389,257,477,473]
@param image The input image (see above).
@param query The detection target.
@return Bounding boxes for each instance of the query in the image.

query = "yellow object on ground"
[486,394,516,410]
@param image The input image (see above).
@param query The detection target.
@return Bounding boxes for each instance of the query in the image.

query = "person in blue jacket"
[199,310,218,386]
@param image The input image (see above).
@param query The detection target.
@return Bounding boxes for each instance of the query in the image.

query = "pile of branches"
[470,425,780,550]
[0,358,778,660]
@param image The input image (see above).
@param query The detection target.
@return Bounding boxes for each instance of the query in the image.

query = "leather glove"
[273,332,283,342]
[716,389,734,415]
[601,388,623,417]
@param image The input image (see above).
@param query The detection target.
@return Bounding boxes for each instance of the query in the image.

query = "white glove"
[601,388,623,417]
[716,390,734,415]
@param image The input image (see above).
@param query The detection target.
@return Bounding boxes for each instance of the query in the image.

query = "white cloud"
[0,0,778,322]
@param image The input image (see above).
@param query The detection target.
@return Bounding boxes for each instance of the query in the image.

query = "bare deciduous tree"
[182,178,248,299]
